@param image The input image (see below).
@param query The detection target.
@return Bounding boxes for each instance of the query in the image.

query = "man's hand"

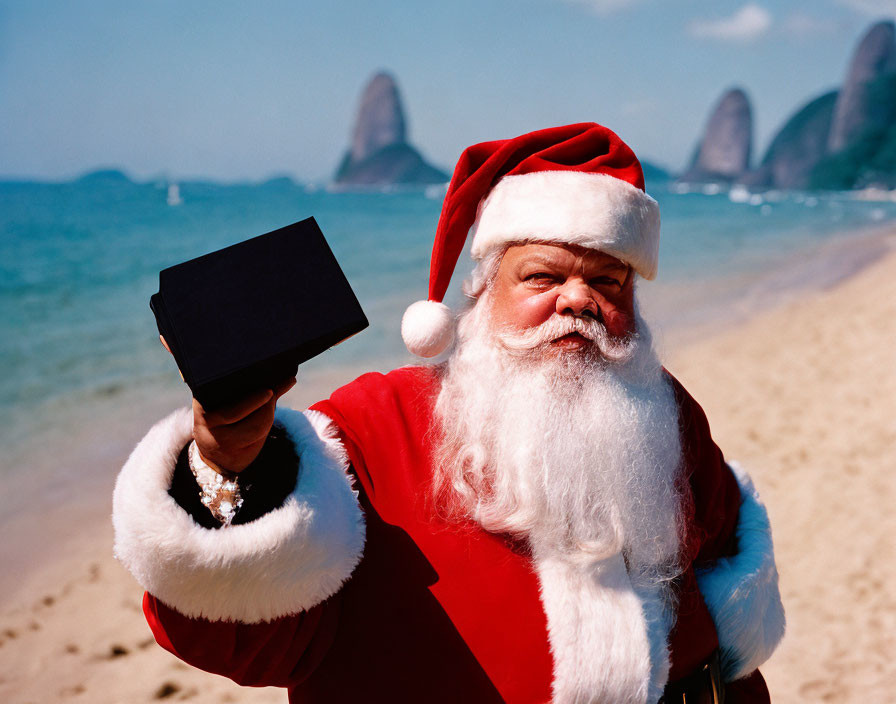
[159,334,296,473]
[191,376,296,473]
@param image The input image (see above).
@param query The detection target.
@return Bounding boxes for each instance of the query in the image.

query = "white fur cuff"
[112,406,365,623]
[696,462,786,681]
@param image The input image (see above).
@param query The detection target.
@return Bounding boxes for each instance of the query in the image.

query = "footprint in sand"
[154,681,181,699]
[107,643,130,659]
[60,683,86,697]
[799,678,847,702]
[0,627,18,647]
[31,594,55,610]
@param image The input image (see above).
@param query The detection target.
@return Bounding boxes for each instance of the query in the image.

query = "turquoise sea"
[1,175,895,504]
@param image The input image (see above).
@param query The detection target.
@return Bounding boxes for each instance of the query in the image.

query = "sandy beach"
[665,231,896,702]
[1,232,894,703]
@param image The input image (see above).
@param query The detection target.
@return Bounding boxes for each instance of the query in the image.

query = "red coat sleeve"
[143,593,339,688]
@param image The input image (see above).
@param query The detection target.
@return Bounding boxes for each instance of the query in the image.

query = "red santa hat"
[401,122,661,358]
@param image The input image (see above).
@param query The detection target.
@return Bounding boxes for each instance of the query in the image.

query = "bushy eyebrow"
[516,253,629,276]
[517,254,566,268]
[592,261,631,277]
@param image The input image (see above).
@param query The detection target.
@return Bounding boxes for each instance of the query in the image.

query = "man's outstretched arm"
[112,399,365,688]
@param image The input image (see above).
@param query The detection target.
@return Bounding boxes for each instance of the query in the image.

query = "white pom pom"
[401,300,455,358]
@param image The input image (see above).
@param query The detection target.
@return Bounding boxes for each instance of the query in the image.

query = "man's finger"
[202,398,277,449]
[201,388,274,427]
[193,423,268,473]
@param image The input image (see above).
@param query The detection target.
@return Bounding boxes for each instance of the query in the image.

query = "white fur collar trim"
[533,546,670,704]
[696,462,786,681]
[470,171,661,280]
[112,406,365,623]
[532,462,785,700]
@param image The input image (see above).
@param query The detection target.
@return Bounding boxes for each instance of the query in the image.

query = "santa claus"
[113,123,785,703]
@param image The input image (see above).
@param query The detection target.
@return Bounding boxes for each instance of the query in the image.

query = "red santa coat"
[114,366,784,703]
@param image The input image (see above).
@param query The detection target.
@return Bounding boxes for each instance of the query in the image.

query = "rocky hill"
[679,88,753,184]
[810,71,896,189]
[683,21,896,191]
[740,91,838,190]
[809,21,896,189]
[828,21,896,153]
[334,72,448,187]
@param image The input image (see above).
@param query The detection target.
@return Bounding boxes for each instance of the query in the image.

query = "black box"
[150,217,368,409]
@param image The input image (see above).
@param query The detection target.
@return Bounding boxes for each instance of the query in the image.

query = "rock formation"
[348,72,407,165]
[740,91,838,190]
[334,72,448,186]
[828,21,896,153]
[680,21,896,190]
[680,88,753,183]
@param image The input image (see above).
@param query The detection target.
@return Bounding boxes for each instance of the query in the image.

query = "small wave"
[728,185,751,203]
[424,183,449,200]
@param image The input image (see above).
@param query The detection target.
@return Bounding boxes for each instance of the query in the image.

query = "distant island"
[76,168,133,184]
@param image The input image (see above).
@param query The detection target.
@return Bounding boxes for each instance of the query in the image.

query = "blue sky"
[1,0,893,181]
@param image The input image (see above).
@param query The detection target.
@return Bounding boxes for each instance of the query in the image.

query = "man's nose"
[556,280,598,319]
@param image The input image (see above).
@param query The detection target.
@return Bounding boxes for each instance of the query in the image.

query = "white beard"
[433,296,685,703]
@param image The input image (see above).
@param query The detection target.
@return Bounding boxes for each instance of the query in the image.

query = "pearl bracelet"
[187,440,244,526]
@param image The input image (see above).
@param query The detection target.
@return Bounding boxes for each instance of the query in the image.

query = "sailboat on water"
[166,183,183,206]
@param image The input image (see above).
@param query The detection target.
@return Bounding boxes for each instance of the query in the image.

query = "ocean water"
[2,177,895,490]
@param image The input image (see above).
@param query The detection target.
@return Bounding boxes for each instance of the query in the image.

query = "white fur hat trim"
[471,171,661,280]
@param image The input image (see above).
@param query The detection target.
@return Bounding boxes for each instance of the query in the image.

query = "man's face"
[488,243,636,353]
[437,242,682,574]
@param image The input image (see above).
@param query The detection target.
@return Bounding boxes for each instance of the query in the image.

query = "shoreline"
[641,221,896,351]
[1,225,895,701]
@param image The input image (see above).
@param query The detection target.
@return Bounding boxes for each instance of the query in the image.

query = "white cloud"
[688,4,773,43]
[836,0,896,17]
[560,0,642,16]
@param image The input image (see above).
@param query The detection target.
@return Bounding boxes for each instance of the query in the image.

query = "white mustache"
[497,315,602,347]
[496,315,637,363]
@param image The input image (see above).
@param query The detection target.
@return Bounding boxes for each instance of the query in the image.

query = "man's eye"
[524,273,555,284]
[590,276,622,288]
